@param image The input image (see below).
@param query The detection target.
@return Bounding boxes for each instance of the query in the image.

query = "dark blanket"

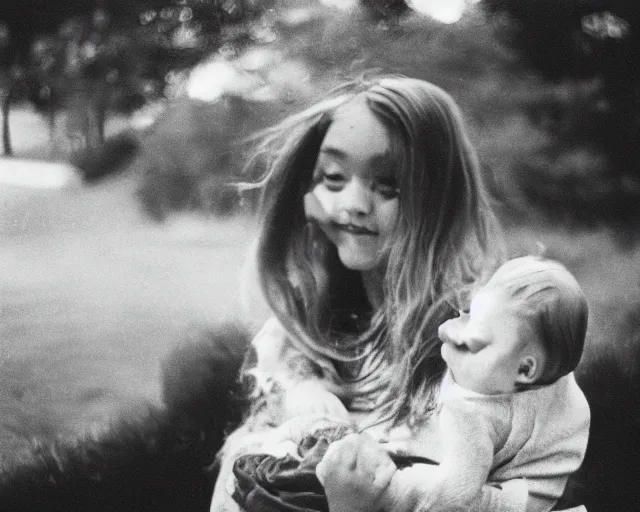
[231,426,438,512]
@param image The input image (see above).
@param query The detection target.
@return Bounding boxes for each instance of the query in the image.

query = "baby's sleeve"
[380,394,512,512]
[494,375,590,512]
[523,381,591,512]
[380,469,530,512]
[472,480,530,512]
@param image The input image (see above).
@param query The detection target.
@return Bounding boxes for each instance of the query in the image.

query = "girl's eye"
[374,178,400,199]
[319,170,345,191]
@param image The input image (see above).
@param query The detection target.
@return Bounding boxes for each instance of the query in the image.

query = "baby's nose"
[438,321,453,343]
[438,320,462,346]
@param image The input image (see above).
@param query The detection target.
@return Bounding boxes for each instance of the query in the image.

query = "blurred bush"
[484,0,640,225]
[133,95,286,219]
[0,323,250,512]
[3,0,639,226]
[126,1,639,226]
[70,130,140,181]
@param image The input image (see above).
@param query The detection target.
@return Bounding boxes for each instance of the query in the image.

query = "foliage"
[97,0,639,222]
[572,300,640,510]
[481,0,640,223]
[4,0,640,224]
[127,3,524,217]
[0,0,270,155]
[0,323,249,512]
[134,96,282,220]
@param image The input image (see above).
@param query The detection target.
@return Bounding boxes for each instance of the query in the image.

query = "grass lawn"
[0,170,263,463]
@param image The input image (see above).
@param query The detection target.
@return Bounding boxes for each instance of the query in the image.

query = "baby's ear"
[515,354,542,386]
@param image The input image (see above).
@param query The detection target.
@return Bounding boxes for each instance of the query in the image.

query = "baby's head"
[439,256,588,394]
[488,256,588,385]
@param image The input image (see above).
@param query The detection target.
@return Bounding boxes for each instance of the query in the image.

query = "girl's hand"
[265,414,351,450]
[283,380,350,422]
[260,414,348,459]
[316,433,397,512]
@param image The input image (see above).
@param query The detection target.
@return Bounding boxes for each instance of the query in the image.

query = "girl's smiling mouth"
[331,222,378,235]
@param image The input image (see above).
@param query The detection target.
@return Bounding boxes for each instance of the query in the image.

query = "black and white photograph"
[1,1,639,511]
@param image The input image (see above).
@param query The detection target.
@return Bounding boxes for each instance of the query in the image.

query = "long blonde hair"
[245,75,504,425]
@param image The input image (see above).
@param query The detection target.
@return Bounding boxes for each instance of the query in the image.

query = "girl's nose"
[340,179,373,217]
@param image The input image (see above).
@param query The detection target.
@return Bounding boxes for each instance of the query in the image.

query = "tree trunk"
[48,101,57,156]
[2,84,14,156]
[96,101,106,144]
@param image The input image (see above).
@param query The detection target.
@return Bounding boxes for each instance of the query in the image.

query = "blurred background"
[1,0,639,483]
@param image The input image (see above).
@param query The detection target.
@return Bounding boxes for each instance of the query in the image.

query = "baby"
[317,256,591,512]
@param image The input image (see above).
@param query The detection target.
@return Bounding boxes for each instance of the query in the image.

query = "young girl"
[210,75,514,511]
[316,256,590,512]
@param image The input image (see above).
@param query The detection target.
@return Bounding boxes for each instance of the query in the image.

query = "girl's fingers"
[274,413,347,445]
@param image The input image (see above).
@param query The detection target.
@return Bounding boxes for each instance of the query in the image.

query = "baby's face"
[438,284,535,395]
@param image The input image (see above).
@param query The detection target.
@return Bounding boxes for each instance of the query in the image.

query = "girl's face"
[305,99,400,272]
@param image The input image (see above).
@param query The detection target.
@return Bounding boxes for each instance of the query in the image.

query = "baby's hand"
[283,380,350,422]
[316,433,397,512]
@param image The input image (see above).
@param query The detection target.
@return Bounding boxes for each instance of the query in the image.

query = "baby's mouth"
[331,222,377,235]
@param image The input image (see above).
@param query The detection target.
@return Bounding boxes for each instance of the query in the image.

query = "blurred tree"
[482,0,586,79]
[481,0,640,222]
[258,0,639,224]
[0,20,16,155]
[0,0,133,155]
[360,0,409,23]
[0,0,269,156]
